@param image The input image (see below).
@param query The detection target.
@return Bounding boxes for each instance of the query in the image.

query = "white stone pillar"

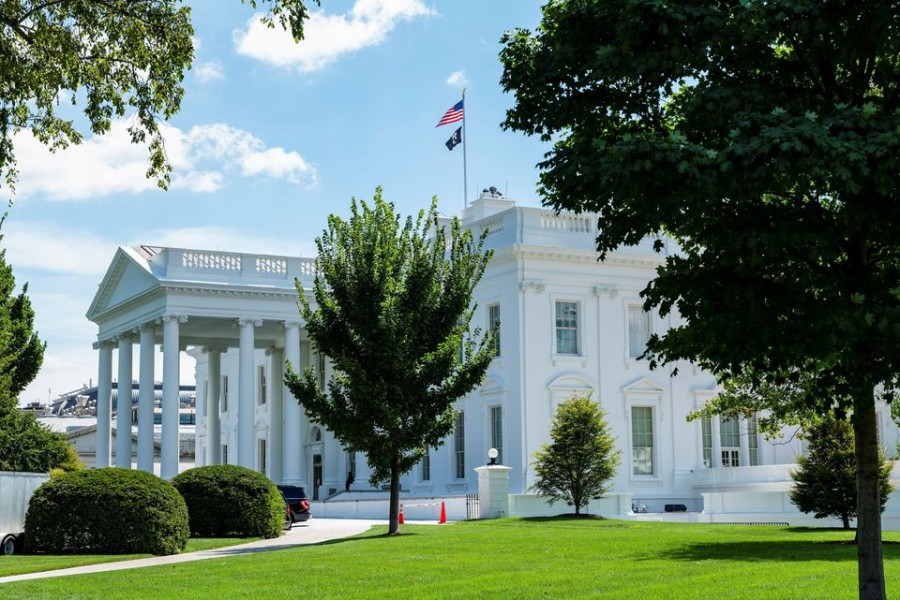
[115,333,134,468]
[95,341,113,468]
[161,314,185,479]
[474,465,513,519]
[739,416,751,467]
[282,321,302,484]
[268,347,284,483]
[711,416,723,468]
[205,346,223,466]
[137,324,156,472]
[238,318,261,469]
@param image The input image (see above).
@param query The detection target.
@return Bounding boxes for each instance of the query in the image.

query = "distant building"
[36,383,196,475]
[87,190,900,525]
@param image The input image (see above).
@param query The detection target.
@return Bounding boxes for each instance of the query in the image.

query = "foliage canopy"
[286,188,494,534]
[501,2,899,596]
[532,396,620,516]
[0,0,316,197]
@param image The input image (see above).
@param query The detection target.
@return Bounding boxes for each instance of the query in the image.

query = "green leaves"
[285,189,493,526]
[531,396,620,515]
[0,1,313,200]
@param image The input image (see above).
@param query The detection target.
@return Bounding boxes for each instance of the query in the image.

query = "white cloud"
[194,61,225,82]
[13,119,317,201]
[4,222,115,277]
[234,0,436,73]
[445,70,469,88]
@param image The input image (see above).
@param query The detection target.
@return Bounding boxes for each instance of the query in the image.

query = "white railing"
[539,212,594,234]
[160,248,317,285]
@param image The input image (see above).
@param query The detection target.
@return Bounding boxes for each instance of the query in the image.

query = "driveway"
[0,518,385,583]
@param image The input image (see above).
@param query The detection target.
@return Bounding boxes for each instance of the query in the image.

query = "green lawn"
[0,537,257,578]
[4,519,900,599]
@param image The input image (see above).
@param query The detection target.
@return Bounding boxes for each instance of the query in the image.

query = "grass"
[3,519,900,599]
[0,537,258,578]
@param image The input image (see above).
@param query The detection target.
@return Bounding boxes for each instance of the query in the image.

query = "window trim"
[626,302,653,360]
[453,411,466,480]
[553,298,582,356]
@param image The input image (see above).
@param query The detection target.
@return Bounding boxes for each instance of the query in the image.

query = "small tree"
[531,396,620,516]
[791,414,893,531]
[285,189,494,535]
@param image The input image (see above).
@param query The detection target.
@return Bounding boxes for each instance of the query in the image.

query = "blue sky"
[7,0,548,404]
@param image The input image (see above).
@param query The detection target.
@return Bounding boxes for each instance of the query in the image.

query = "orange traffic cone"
[399,504,405,525]
[439,500,447,524]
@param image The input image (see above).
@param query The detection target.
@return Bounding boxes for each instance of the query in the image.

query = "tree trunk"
[852,380,885,600]
[387,454,401,535]
[842,513,850,531]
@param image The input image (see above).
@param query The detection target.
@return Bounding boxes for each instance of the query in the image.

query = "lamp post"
[487,447,499,466]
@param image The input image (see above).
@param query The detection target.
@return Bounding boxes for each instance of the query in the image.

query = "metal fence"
[466,494,480,520]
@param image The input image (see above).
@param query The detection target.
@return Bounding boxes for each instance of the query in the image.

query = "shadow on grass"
[654,540,900,563]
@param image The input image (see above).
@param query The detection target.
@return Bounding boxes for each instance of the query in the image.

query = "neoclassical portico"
[87,246,321,482]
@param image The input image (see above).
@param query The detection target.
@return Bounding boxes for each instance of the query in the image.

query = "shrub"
[25,468,189,555]
[171,465,283,538]
[532,395,621,516]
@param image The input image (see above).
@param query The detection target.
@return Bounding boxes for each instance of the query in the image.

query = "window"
[720,416,740,467]
[258,365,267,405]
[258,439,267,475]
[748,414,759,466]
[631,406,655,475]
[628,305,652,358]
[488,304,501,357]
[347,451,356,479]
[701,416,713,468]
[421,451,431,482]
[222,375,229,412]
[555,301,579,355]
[454,411,465,479]
[490,406,503,465]
[222,444,228,465]
[317,353,326,387]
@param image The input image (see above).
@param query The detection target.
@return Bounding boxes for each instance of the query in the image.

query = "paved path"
[0,518,387,583]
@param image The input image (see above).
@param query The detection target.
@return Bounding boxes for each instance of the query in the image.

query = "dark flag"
[445,127,462,151]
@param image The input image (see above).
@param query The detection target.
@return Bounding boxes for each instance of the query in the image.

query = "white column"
[711,416,723,468]
[205,346,223,466]
[739,416,751,467]
[137,324,156,472]
[268,347,284,483]
[115,333,134,468]
[238,318,261,469]
[282,321,302,484]
[161,314,185,479]
[94,341,113,468]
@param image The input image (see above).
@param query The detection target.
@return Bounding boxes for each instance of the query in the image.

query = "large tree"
[501,2,900,598]
[532,396,620,516]
[285,189,494,535]
[0,0,315,196]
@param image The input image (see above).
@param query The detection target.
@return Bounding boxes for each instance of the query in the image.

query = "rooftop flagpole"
[462,87,468,208]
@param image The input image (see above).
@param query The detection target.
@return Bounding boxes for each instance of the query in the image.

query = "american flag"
[436,99,464,127]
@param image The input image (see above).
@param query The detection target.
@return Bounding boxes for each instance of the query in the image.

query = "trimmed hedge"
[171,465,283,538]
[25,468,189,555]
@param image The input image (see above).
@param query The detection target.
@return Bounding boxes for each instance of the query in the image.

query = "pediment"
[621,377,665,396]
[548,373,595,392]
[86,247,159,321]
[480,375,506,396]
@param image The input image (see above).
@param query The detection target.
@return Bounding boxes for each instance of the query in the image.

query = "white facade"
[88,192,900,522]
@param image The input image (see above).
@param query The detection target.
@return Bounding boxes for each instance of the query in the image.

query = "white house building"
[87,190,900,523]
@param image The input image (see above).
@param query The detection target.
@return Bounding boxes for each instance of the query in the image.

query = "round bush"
[24,468,189,555]
[171,465,283,539]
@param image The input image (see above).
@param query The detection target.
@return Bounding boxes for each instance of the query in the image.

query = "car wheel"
[1,535,17,556]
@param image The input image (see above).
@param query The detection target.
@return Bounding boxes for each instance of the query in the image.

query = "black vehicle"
[276,485,311,523]
[280,491,293,531]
